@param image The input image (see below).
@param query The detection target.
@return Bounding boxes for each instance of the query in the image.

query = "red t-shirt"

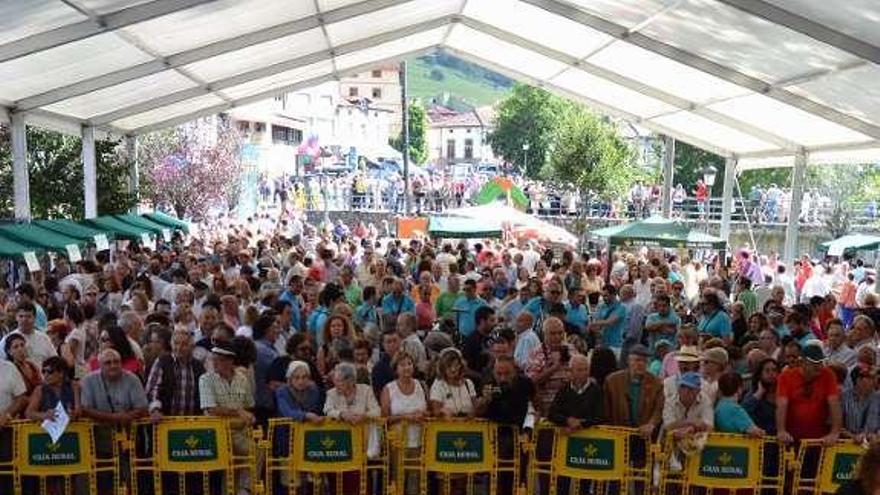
[777,366,839,440]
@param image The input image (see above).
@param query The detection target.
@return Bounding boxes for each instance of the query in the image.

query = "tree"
[541,106,639,200]
[0,125,136,219]
[390,102,428,165]
[137,117,242,220]
[488,84,569,178]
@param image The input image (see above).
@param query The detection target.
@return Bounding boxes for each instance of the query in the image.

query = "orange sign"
[397,217,429,239]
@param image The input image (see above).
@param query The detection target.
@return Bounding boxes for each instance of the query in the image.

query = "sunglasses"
[42,367,56,375]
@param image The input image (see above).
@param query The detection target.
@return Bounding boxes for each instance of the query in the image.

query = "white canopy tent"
[2,0,880,261]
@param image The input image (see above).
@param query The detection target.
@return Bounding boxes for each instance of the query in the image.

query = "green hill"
[407,52,514,111]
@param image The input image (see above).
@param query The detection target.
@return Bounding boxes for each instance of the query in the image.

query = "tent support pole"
[719,156,736,245]
[82,125,97,219]
[126,135,139,214]
[784,151,808,263]
[11,112,30,221]
[661,136,674,218]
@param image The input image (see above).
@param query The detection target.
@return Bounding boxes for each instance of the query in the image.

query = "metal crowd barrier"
[130,416,261,495]
[264,418,389,495]
[530,425,651,495]
[657,432,785,495]
[0,417,872,495]
[792,440,867,495]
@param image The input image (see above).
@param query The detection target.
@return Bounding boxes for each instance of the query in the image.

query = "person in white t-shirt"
[0,359,27,423]
[0,302,57,366]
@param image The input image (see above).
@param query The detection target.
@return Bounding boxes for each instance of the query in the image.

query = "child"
[714,371,765,436]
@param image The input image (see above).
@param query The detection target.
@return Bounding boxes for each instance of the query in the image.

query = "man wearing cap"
[200,342,255,495]
[840,365,880,444]
[776,343,842,444]
[661,371,713,440]
[603,344,663,437]
[663,345,705,400]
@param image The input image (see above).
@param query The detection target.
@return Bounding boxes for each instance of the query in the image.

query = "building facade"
[338,65,402,134]
[426,105,496,166]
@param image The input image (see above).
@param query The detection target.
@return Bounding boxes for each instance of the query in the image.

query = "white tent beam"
[443,46,738,159]
[0,0,220,64]
[90,16,453,126]
[459,17,801,151]
[11,112,30,221]
[522,0,880,141]
[14,0,413,112]
[127,45,439,135]
[716,0,880,65]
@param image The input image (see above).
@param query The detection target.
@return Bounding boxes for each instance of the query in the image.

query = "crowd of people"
[1,208,880,494]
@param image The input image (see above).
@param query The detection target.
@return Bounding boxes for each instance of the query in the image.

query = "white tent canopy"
[2,0,879,256]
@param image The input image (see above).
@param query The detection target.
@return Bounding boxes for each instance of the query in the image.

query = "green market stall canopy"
[428,216,503,239]
[592,216,726,250]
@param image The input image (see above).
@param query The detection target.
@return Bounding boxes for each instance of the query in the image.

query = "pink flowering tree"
[138,117,242,220]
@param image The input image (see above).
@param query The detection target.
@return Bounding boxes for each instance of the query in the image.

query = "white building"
[338,65,402,133]
[426,105,496,166]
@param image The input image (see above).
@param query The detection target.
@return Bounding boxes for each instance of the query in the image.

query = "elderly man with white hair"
[547,353,603,432]
[324,362,380,422]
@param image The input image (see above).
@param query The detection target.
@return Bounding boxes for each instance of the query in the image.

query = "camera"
[559,346,571,363]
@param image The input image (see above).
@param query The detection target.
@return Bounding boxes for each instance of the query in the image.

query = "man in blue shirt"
[279,275,304,332]
[523,280,564,331]
[451,279,487,338]
[644,294,681,351]
[588,285,628,354]
[380,278,415,330]
[564,288,590,336]
[697,291,732,343]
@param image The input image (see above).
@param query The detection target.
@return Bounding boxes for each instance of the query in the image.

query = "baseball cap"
[211,342,237,358]
[630,344,652,357]
[802,343,826,364]
[676,346,701,363]
[701,347,729,366]
[678,371,702,390]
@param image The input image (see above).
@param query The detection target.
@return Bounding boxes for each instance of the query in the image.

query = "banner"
[396,217,428,239]
[156,420,230,472]
[818,443,864,493]
[293,422,363,473]
[553,428,626,480]
[688,436,760,488]
[17,422,92,475]
[424,422,493,473]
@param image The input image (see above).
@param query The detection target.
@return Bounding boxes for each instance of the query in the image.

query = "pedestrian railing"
[1,417,872,495]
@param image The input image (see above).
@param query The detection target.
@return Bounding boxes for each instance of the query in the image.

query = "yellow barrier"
[6,420,118,495]
[792,440,867,495]
[530,425,650,495]
[658,432,785,495]
[414,419,522,495]
[130,416,261,495]
[265,418,389,495]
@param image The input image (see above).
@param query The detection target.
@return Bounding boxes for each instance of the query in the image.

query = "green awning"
[84,216,153,241]
[115,214,171,235]
[592,216,727,250]
[428,216,503,239]
[819,234,880,256]
[143,211,190,234]
[35,219,115,242]
[0,233,41,258]
[0,223,85,253]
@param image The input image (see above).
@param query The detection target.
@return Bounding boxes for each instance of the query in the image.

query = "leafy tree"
[390,102,428,165]
[0,125,136,219]
[137,118,242,220]
[488,84,570,178]
[541,106,639,200]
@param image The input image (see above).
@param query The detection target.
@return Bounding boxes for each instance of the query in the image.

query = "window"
[371,69,382,78]
[372,87,382,99]
[236,121,250,132]
[446,139,455,159]
[255,122,266,133]
[464,139,474,159]
[271,125,302,145]
[348,87,359,97]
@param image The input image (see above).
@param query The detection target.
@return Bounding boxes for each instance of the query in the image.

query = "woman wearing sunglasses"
[87,325,142,376]
[25,357,80,421]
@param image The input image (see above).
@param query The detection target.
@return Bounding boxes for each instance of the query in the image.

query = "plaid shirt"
[145,355,199,415]
[840,388,880,435]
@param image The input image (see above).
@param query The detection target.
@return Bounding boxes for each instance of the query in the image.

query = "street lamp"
[522,143,530,175]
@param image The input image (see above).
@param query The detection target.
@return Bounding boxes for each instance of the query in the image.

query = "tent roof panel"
[35,219,114,241]
[464,0,613,59]
[0,233,40,258]
[640,0,861,84]
[44,70,197,120]
[3,0,880,164]
[0,33,152,102]
[180,28,328,82]
[120,0,317,56]
[0,1,86,46]
[0,224,84,252]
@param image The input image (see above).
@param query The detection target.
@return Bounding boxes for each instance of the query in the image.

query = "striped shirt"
[840,388,880,435]
[199,369,254,412]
